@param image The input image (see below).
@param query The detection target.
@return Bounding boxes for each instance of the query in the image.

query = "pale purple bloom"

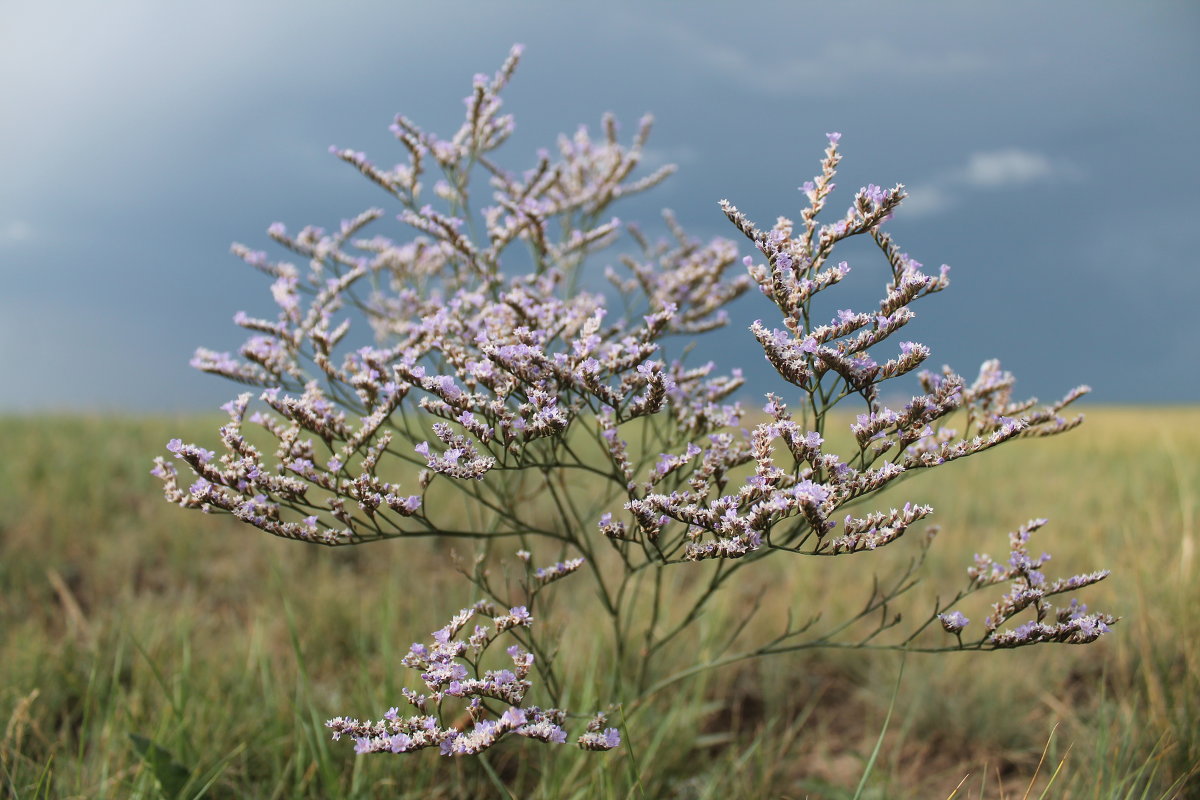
[158,46,1109,765]
[938,611,969,633]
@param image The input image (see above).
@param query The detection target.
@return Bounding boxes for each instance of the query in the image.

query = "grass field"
[1,408,1197,798]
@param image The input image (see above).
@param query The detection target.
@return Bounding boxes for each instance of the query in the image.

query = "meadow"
[1,408,1196,798]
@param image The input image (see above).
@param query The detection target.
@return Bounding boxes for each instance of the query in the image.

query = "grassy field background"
[1,408,1197,798]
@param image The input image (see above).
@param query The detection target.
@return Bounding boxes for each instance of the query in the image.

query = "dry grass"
[0,409,1196,798]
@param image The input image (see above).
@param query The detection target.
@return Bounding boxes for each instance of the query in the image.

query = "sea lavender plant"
[155,44,1115,758]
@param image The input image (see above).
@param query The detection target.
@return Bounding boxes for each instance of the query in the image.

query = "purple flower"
[500,707,527,727]
[168,55,1110,764]
[938,611,969,634]
[793,480,829,506]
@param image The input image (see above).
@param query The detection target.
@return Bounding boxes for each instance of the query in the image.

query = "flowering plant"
[154,45,1114,758]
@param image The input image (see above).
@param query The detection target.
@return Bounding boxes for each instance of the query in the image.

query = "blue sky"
[2,1,1197,411]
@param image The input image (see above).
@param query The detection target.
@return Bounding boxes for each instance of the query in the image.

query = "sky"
[2,1,1197,412]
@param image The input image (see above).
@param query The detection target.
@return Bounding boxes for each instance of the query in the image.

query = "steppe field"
[2,408,1197,799]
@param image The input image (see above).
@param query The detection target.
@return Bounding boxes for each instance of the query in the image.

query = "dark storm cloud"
[1,1,1196,410]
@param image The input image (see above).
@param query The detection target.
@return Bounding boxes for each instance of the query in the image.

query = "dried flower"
[160,44,1113,762]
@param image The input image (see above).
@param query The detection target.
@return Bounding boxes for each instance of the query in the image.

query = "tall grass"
[1,409,1195,798]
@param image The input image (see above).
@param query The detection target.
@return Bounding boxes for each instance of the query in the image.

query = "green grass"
[0,409,1196,798]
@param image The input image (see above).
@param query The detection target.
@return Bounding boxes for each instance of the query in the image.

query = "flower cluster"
[158,45,1115,760]
[970,518,1115,647]
[325,596,619,756]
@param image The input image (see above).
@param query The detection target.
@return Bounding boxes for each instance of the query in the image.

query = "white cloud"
[655,22,987,97]
[960,149,1059,188]
[0,220,32,245]
[901,148,1082,219]
[899,186,954,218]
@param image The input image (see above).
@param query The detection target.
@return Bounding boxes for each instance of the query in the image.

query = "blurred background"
[1,0,1196,411]
[3,5,1198,796]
